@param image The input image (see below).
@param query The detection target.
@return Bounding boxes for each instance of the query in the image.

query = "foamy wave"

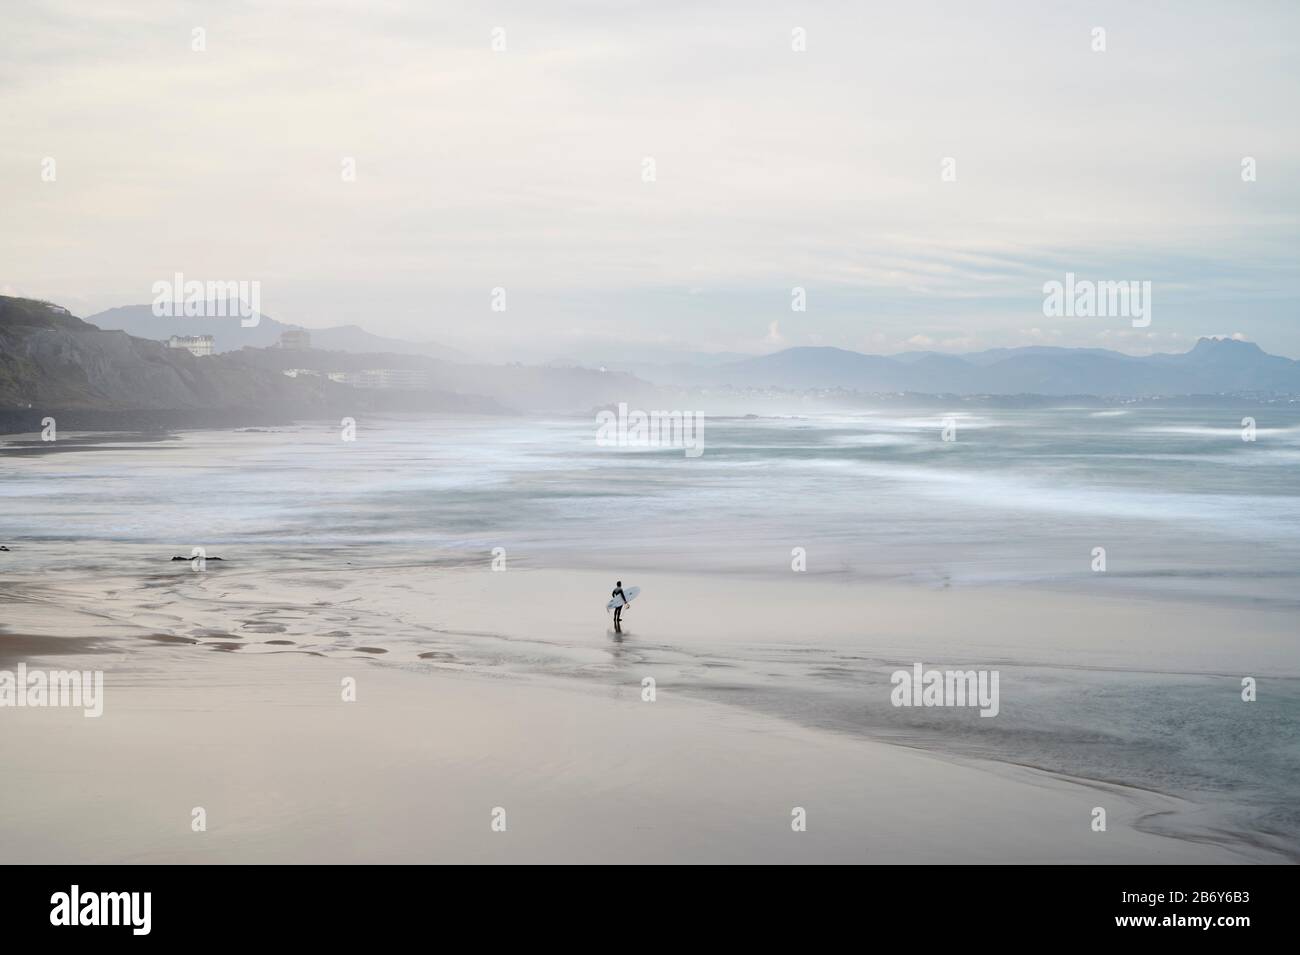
[1138,425,1300,438]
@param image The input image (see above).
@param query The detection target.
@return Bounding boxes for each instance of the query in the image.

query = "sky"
[2,0,1298,361]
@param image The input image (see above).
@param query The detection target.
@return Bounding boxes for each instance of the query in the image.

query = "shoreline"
[1,557,1295,863]
[0,646,1273,864]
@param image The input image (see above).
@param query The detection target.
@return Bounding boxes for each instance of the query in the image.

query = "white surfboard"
[606,585,640,611]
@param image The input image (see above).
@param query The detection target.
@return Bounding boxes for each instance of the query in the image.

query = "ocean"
[3,405,1299,858]
[7,406,1300,605]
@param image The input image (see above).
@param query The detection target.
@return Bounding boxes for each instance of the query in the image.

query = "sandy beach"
[0,641,1260,865]
[1,554,1292,864]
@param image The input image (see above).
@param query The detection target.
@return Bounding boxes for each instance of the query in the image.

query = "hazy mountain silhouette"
[0,297,499,432]
[1,297,662,431]
[85,304,472,362]
[686,340,1300,396]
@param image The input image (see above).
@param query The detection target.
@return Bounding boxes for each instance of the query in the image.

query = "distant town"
[165,328,429,391]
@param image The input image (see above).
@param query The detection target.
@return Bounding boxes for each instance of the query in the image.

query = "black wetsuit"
[611,587,626,626]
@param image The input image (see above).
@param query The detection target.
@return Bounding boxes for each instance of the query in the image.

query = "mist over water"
[7,406,1300,608]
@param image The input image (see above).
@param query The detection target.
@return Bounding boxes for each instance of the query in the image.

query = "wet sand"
[0,647,1261,864]
[0,556,1292,863]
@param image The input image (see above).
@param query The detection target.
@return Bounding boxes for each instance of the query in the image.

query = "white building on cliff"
[166,334,214,357]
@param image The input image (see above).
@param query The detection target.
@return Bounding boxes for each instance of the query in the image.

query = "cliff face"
[0,296,341,413]
[0,296,512,433]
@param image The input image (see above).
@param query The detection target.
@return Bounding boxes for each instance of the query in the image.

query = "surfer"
[611,580,627,630]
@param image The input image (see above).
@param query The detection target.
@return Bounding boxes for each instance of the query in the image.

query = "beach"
[0,625,1267,865]
[2,411,1298,863]
[0,553,1294,863]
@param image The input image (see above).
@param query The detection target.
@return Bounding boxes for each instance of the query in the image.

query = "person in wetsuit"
[611,580,627,630]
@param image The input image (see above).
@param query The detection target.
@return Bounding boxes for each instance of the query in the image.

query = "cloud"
[1,1,1297,357]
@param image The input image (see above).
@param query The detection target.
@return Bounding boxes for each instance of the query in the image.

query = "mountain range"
[5,294,1300,437]
[630,340,1300,397]
[77,301,1300,398]
[0,297,498,432]
[0,296,661,432]
[85,304,472,362]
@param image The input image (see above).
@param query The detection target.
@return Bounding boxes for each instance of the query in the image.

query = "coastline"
[0,646,1269,864]
[1,554,1294,864]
